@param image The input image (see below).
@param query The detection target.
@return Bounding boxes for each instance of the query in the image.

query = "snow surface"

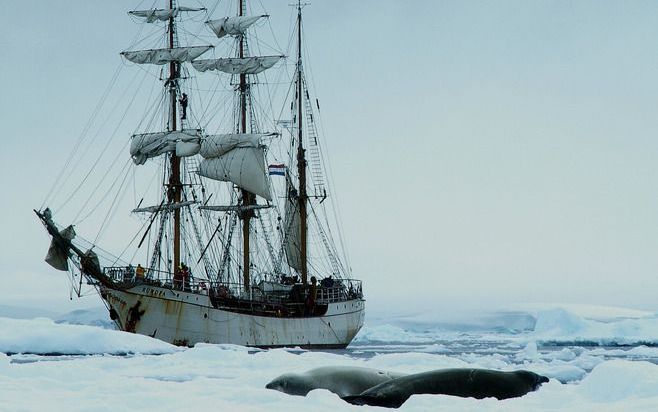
[1,305,658,411]
[0,317,177,356]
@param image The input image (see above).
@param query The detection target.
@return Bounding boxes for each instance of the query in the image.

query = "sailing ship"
[35,0,364,348]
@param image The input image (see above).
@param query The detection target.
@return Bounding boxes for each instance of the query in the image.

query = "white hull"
[102,284,365,348]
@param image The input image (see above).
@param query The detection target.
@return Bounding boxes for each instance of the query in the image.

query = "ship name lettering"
[143,288,165,297]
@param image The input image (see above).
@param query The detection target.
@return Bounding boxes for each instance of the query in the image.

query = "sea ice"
[0,317,177,356]
[2,304,658,411]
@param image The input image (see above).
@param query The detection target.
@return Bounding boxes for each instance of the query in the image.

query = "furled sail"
[131,129,202,165]
[128,7,205,23]
[176,141,201,157]
[198,146,272,201]
[121,46,212,65]
[199,133,274,158]
[206,15,266,38]
[132,201,198,214]
[192,55,283,74]
[198,204,270,212]
[284,181,302,272]
[45,225,76,272]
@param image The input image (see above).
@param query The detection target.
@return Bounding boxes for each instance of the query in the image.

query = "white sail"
[206,15,265,38]
[176,141,201,157]
[192,55,283,74]
[122,46,212,65]
[131,129,202,165]
[198,147,271,201]
[200,133,274,159]
[45,225,75,272]
[284,182,302,272]
[128,7,204,23]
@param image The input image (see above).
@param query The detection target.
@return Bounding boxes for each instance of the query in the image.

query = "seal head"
[266,366,406,398]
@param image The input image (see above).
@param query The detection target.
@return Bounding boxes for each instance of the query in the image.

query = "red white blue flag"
[268,164,286,176]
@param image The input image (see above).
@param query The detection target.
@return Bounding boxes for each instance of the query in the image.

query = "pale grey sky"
[2,1,658,315]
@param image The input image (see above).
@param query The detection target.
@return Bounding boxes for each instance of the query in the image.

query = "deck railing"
[102,266,363,304]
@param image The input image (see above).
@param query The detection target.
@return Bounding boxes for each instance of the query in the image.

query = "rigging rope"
[41,63,123,211]
[57,67,148,214]
[93,158,134,245]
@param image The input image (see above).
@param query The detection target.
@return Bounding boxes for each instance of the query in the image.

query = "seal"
[265,366,407,397]
[342,368,550,408]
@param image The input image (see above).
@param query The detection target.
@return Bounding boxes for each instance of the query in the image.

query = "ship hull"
[101,284,365,348]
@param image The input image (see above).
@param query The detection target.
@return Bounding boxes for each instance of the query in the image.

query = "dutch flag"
[268,164,286,176]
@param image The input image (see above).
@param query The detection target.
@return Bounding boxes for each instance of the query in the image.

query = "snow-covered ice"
[0,317,178,356]
[1,304,658,411]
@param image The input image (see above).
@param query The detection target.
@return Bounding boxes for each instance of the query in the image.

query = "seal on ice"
[343,368,549,408]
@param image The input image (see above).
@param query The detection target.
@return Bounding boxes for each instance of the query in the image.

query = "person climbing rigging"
[179,93,188,120]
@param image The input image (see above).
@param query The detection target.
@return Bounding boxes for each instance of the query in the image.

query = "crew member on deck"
[173,265,184,290]
[136,264,145,280]
[181,263,191,292]
[305,276,318,316]
[179,93,188,120]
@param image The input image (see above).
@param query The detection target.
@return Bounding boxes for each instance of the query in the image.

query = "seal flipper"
[341,393,408,409]
[340,395,364,406]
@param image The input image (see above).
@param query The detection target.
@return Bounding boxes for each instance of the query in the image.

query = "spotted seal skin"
[342,368,550,408]
[265,366,407,397]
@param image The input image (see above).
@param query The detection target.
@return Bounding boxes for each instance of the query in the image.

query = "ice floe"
[1,304,658,411]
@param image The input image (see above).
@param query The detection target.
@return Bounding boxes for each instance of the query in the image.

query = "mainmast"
[167,0,182,272]
[187,2,282,288]
[296,2,308,284]
[239,0,253,292]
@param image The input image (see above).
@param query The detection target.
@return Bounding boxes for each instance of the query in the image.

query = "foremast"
[121,3,211,277]
[167,0,182,272]
[239,0,254,292]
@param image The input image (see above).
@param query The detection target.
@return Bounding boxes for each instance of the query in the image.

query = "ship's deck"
[102,266,363,319]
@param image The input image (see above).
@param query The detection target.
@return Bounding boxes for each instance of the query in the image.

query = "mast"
[167,0,182,272]
[239,0,253,292]
[296,2,308,284]
[188,4,282,288]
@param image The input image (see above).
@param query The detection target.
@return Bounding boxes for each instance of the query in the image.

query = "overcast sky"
[2,0,658,316]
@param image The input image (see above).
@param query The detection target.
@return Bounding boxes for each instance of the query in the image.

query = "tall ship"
[36,0,364,348]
